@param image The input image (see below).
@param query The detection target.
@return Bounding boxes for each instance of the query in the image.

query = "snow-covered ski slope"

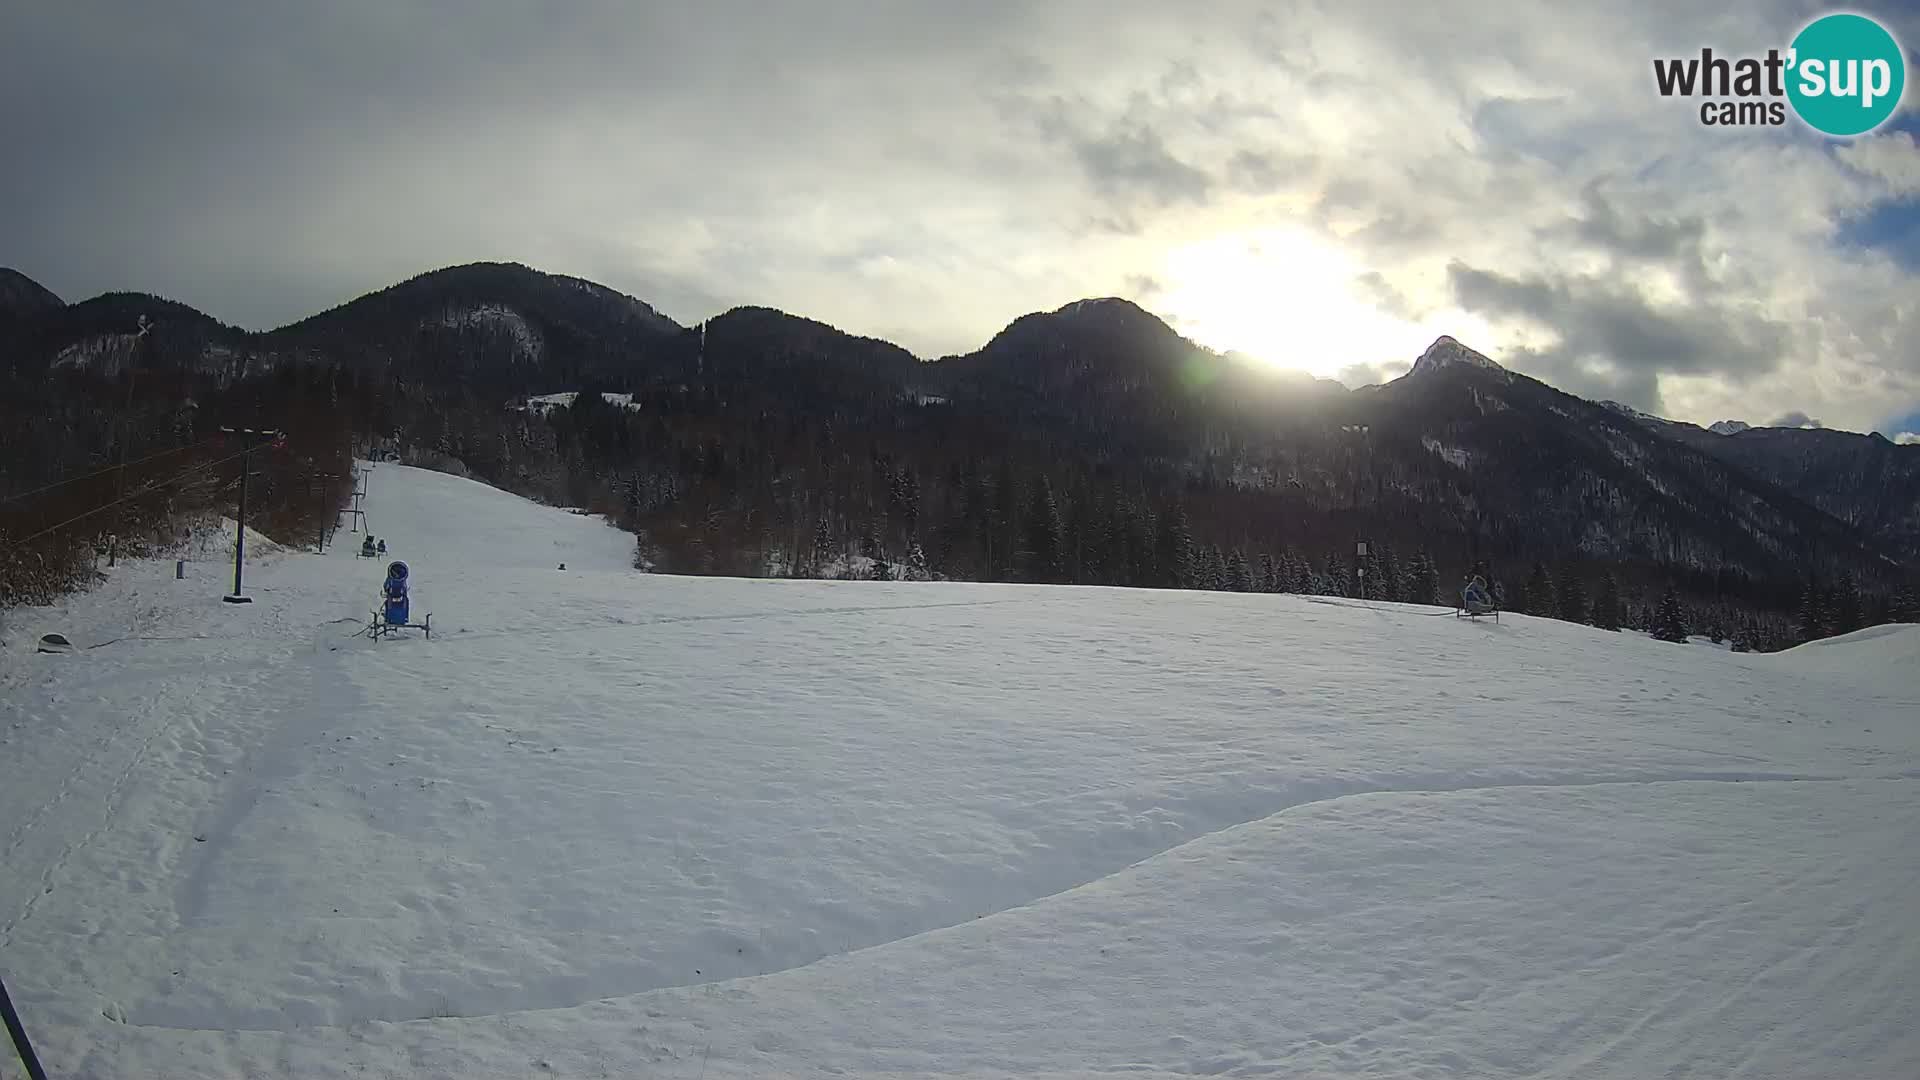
[2,463,1917,1079]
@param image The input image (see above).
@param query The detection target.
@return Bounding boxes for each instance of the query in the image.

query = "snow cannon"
[383,560,410,625]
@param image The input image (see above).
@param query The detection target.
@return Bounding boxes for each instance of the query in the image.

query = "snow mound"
[1769,622,1920,674]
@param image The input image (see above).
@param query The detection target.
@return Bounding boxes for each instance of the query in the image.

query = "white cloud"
[1836,132,1920,194]
[1897,432,1920,445]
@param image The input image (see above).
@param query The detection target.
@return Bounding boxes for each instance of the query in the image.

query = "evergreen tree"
[887,464,920,539]
[1864,592,1891,629]
[990,461,1022,578]
[1323,551,1350,597]
[906,540,930,581]
[1227,549,1253,592]
[1156,506,1196,589]
[1796,579,1826,642]
[1408,551,1440,606]
[1652,585,1689,643]
[1258,552,1278,593]
[1064,489,1094,584]
[1198,545,1228,588]
[1376,546,1403,602]
[811,514,836,578]
[1557,569,1589,625]
[1023,478,1063,582]
[1522,562,1555,617]
[1284,550,1310,594]
[1894,581,1918,624]
[1832,570,1862,635]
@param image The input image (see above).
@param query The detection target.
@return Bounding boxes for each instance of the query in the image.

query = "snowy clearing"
[2,463,1916,1079]
[513,392,640,414]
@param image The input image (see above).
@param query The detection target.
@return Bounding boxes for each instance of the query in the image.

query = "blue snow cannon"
[382,560,410,625]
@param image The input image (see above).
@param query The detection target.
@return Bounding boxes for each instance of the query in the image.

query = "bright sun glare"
[1152,227,1488,384]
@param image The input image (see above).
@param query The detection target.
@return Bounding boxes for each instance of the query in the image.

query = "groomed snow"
[2,463,1916,1079]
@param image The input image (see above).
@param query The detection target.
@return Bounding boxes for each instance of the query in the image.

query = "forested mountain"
[0,267,63,317]
[3,261,1915,647]
[1617,414,1920,562]
[261,262,682,390]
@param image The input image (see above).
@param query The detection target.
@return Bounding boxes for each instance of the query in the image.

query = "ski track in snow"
[2,463,1917,1079]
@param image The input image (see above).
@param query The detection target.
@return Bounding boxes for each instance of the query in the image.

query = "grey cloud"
[1766,411,1823,429]
[1225,150,1295,194]
[1,0,1061,331]
[1124,274,1165,301]
[1353,272,1424,322]
[1447,260,1793,409]
[1349,210,1444,253]
[1568,184,1709,265]
[1509,345,1669,416]
[1470,97,1591,169]
[1020,95,1217,208]
[1336,361,1409,388]
[1075,213,1147,238]
[1072,126,1215,206]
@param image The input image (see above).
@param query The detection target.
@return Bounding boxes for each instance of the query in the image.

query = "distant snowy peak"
[1598,400,1672,427]
[1408,336,1508,379]
[1603,407,1748,438]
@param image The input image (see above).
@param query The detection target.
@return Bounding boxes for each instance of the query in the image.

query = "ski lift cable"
[0,442,263,551]
[0,437,219,507]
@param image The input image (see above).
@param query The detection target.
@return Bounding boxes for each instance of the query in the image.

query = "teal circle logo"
[1786,13,1907,137]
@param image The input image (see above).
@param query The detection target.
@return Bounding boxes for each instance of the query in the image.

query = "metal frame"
[364,610,432,641]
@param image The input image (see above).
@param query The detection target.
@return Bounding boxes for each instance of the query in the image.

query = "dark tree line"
[318,365,1911,655]
[1,357,354,608]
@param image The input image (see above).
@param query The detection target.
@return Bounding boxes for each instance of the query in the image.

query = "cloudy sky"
[5,0,1918,438]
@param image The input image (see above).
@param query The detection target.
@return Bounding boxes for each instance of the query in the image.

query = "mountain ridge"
[9,259,1905,444]
[5,260,1913,600]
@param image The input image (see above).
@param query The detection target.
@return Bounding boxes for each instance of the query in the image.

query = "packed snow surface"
[2,463,1916,1079]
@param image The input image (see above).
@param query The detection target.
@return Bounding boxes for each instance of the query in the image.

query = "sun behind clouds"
[1149,225,1500,383]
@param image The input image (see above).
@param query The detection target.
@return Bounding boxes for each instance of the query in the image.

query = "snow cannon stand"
[1455,604,1501,622]
[364,560,432,640]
